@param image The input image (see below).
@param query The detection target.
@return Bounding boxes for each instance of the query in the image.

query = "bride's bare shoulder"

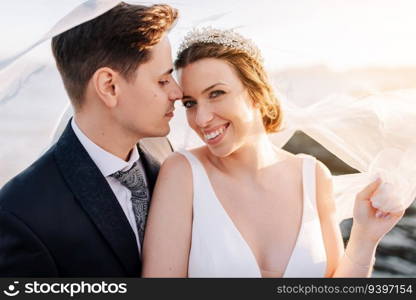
[159,146,209,177]
[158,151,193,182]
[151,151,194,205]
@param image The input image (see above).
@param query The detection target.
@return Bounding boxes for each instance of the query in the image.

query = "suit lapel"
[54,121,140,276]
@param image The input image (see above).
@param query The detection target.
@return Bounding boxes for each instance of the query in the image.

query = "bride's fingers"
[357,177,382,202]
[375,209,405,219]
[383,213,392,220]
[376,210,391,219]
[375,209,388,218]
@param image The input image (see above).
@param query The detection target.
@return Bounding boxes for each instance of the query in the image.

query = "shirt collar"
[71,118,140,177]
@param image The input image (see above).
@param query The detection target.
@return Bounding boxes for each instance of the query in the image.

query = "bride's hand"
[352,178,405,244]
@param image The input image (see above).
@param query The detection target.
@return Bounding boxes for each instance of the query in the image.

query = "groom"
[0,3,181,277]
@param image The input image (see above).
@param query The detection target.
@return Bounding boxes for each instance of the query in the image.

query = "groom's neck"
[74,112,139,162]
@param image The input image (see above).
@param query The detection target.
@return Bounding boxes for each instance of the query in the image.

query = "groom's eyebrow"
[161,68,173,76]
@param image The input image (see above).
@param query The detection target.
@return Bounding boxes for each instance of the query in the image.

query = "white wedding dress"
[178,150,327,278]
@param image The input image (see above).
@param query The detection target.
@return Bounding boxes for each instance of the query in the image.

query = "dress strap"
[175,149,211,198]
[299,155,319,222]
[284,154,327,277]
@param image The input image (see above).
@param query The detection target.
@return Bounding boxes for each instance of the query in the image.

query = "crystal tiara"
[177,27,263,62]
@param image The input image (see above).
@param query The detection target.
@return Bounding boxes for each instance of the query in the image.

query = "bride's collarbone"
[209,166,304,207]
[203,151,303,186]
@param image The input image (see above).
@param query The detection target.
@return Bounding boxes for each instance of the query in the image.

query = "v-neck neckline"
[187,151,306,278]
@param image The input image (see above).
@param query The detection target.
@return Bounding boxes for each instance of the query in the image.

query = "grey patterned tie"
[111,161,149,249]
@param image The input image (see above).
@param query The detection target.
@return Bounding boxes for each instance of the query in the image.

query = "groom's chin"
[137,120,172,139]
[161,123,171,135]
[152,125,171,138]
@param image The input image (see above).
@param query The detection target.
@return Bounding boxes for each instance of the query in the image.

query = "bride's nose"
[195,104,214,128]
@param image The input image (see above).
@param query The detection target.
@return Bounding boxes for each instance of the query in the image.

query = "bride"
[141,28,405,277]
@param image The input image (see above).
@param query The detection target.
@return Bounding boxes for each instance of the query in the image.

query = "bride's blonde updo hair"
[175,27,282,133]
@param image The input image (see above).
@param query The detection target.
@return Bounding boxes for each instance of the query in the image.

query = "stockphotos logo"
[3,281,20,297]
[2,281,127,297]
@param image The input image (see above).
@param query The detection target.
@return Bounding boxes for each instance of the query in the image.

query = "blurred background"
[0,0,415,276]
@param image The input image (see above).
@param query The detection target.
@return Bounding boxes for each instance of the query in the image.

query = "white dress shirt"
[71,119,146,253]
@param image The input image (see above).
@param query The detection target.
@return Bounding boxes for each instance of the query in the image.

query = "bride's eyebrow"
[182,83,228,100]
[201,82,227,94]
[182,95,194,101]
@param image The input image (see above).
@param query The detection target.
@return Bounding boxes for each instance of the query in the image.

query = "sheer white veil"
[1,0,415,223]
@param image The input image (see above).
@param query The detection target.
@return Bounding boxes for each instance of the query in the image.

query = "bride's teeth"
[204,126,226,140]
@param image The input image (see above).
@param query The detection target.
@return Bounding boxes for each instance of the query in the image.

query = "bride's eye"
[182,100,196,109]
[209,90,225,98]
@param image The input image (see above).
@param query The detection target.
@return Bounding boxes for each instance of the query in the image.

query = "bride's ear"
[92,67,118,108]
[244,89,258,109]
[250,97,261,110]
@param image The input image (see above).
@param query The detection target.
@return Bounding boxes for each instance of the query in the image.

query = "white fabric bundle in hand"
[268,90,416,221]
[369,147,416,213]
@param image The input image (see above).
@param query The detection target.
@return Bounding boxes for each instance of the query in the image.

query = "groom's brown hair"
[52,2,177,110]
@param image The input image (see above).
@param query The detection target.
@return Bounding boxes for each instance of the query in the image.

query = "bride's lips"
[202,123,230,145]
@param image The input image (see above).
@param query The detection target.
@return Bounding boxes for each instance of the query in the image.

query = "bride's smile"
[180,58,265,157]
[202,122,230,144]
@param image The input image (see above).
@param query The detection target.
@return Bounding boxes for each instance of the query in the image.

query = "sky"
[1,0,416,71]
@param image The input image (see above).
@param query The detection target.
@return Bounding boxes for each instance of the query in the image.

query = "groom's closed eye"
[158,79,170,86]
[158,68,174,86]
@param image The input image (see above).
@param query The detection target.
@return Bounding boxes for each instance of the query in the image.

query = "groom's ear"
[92,67,118,108]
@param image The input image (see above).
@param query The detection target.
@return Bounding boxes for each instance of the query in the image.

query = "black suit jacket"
[0,121,172,277]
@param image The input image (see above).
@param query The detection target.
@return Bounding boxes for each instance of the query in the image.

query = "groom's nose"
[168,80,183,102]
